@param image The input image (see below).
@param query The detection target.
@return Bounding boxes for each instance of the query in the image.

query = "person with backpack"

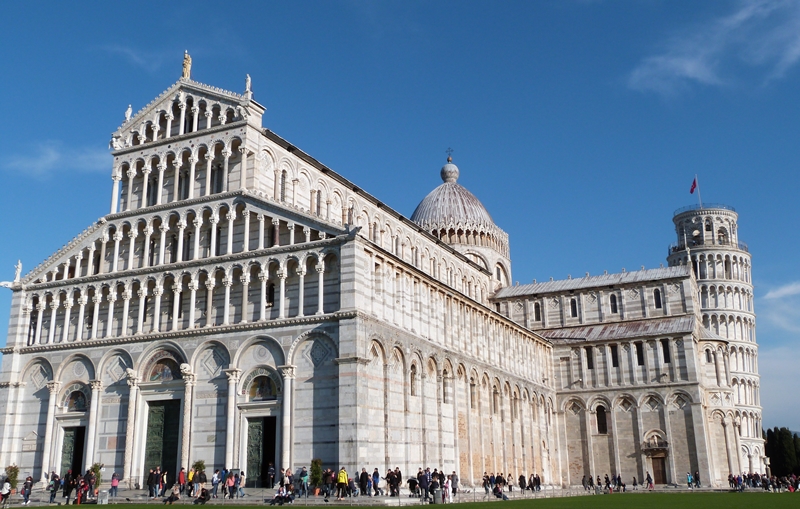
[48,472,60,503]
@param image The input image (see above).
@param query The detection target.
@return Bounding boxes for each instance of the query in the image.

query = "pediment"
[23,431,40,441]
[110,78,264,151]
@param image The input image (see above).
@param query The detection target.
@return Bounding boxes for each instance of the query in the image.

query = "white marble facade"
[0,69,764,489]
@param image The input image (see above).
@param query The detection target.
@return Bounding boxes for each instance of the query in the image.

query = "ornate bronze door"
[246,417,277,487]
[144,400,181,483]
[60,427,85,477]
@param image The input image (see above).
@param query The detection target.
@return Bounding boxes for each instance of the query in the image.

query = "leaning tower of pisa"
[667,203,764,474]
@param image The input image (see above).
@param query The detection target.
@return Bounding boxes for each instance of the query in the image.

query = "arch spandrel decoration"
[240,367,283,401]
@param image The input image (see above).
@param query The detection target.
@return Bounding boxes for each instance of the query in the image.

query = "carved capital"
[222,149,232,158]
[92,295,101,304]
[223,368,242,383]
[90,380,103,391]
[157,163,167,172]
[193,218,203,228]
[127,229,138,239]
[296,268,306,277]
[240,274,250,285]
[205,281,215,291]
[278,365,296,379]
[127,168,137,179]
[113,231,123,242]
[159,224,170,233]
[188,280,199,292]
[46,381,61,394]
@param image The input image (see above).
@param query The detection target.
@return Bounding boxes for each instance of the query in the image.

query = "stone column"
[75,296,87,341]
[242,209,251,252]
[98,234,108,275]
[209,216,219,257]
[112,231,122,272]
[105,292,117,338]
[223,369,241,469]
[176,221,186,263]
[287,223,295,245]
[90,295,101,340]
[205,281,215,327]
[171,283,182,331]
[85,380,103,470]
[278,272,287,319]
[127,230,138,270]
[222,277,232,325]
[178,103,186,136]
[273,169,280,200]
[39,381,61,482]
[272,219,280,247]
[61,298,72,342]
[187,156,197,200]
[126,168,136,211]
[34,301,44,344]
[187,280,198,329]
[222,149,231,192]
[142,226,152,268]
[141,168,151,208]
[226,210,236,255]
[192,217,202,260]
[87,243,97,276]
[158,224,168,265]
[152,285,163,332]
[204,111,212,130]
[259,272,268,321]
[123,372,140,488]
[240,274,250,323]
[296,269,305,318]
[165,113,173,138]
[316,263,325,315]
[257,215,265,250]
[180,366,196,471]
[111,172,121,214]
[191,106,199,132]
[136,289,146,334]
[279,365,296,469]
[120,288,131,337]
[173,161,182,203]
[47,299,58,344]
[156,162,166,205]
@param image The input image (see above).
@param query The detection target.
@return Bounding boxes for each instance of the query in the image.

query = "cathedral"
[0,59,764,490]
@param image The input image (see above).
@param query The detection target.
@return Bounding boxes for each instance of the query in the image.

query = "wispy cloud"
[4,142,110,180]
[100,45,176,73]
[628,0,800,96]
[764,281,800,299]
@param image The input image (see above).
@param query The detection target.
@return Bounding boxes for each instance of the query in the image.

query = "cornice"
[0,310,356,355]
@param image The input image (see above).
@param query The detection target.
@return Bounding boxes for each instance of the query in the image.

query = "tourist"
[646,472,654,490]
[110,472,119,498]
[359,468,370,497]
[268,463,276,489]
[687,472,693,489]
[178,468,186,494]
[226,472,235,499]
[48,471,59,503]
[451,471,459,497]
[238,471,246,497]
[161,470,169,497]
[299,467,308,498]
[694,471,701,488]
[336,467,347,500]
[193,487,211,505]
[165,484,181,505]
[63,470,75,505]
[1,477,11,509]
[632,476,637,490]
[21,476,33,505]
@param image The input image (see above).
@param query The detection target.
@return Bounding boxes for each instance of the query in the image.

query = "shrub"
[90,463,104,489]
[192,460,206,474]
[4,465,19,490]
[310,459,323,488]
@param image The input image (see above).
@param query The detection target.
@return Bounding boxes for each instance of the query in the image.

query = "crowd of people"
[480,472,544,500]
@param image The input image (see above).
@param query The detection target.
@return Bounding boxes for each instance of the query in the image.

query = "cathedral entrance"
[246,417,277,488]
[60,427,85,476]
[652,456,667,484]
[143,400,181,481]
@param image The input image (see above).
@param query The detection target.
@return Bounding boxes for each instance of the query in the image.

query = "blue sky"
[1,1,799,429]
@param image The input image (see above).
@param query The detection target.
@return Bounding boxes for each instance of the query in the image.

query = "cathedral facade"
[0,66,763,489]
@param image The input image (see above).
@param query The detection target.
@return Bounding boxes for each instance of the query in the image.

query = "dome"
[410,159,496,231]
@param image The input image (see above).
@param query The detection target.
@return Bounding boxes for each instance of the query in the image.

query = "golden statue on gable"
[182,50,192,79]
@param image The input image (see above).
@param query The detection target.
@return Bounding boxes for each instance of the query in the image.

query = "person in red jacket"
[178,468,187,495]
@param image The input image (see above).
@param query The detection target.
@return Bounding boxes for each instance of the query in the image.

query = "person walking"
[48,472,59,503]
[646,472,654,490]
[336,467,348,501]
[687,472,693,489]
[22,476,33,505]
[238,471,246,498]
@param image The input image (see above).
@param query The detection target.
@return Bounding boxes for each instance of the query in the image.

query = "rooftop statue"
[182,50,192,79]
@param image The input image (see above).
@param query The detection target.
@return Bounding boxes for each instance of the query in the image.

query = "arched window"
[267,283,275,307]
[596,405,608,434]
[570,298,578,318]
[534,302,541,322]
[410,364,418,396]
[469,380,477,408]
[654,288,662,309]
[610,294,618,314]
[492,386,499,414]
[706,349,713,364]
[248,375,279,401]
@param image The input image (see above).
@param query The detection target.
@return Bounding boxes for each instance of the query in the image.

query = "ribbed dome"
[410,160,495,231]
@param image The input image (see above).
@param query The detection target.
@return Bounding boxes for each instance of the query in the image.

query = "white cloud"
[764,281,800,299]
[4,142,111,180]
[100,45,175,73]
[628,0,800,96]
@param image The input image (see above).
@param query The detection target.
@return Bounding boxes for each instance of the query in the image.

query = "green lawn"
[84,492,798,509]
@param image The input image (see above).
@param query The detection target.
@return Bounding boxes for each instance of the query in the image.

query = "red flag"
[690,177,697,194]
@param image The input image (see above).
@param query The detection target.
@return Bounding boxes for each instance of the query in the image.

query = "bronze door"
[652,457,667,484]
[143,400,181,483]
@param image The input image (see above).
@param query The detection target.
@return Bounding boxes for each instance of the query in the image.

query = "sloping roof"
[541,315,696,343]
[494,266,691,299]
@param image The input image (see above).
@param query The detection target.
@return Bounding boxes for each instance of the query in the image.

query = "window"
[142,296,149,323]
[654,289,662,309]
[469,380,477,409]
[570,298,578,318]
[635,341,644,366]
[534,302,541,321]
[492,387,500,414]
[496,267,502,280]
[706,349,713,364]
[610,294,618,314]
[410,365,418,396]
[170,235,178,263]
[661,339,671,363]
[442,373,451,404]
[610,345,619,368]
[280,170,287,202]
[585,346,594,369]
[596,405,608,434]
[267,283,275,307]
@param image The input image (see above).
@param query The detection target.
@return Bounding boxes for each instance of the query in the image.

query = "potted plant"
[310,459,323,496]
[4,464,19,495]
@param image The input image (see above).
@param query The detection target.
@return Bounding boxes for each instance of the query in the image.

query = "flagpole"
[695,174,703,209]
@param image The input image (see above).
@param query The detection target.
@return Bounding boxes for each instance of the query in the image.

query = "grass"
[80,492,797,509]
